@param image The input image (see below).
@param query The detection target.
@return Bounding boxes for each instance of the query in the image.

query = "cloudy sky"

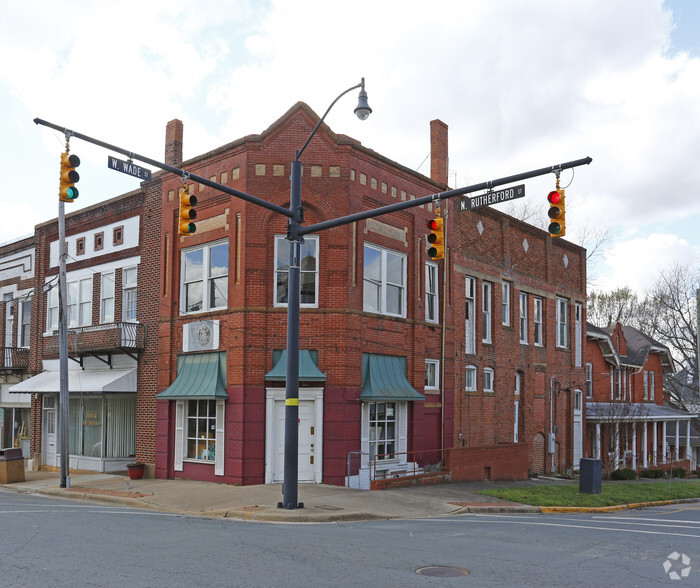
[2,0,699,294]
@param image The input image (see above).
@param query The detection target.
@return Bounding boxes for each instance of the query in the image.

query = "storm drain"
[415,566,470,577]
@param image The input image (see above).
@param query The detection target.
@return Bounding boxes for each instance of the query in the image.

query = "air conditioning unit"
[183,320,220,352]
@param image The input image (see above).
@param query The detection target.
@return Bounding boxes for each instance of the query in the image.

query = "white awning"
[9,368,137,394]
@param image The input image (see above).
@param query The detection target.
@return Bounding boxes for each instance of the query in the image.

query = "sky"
[1,0,699,295]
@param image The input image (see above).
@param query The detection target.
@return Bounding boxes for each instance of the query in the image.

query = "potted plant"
[126,461,145,480]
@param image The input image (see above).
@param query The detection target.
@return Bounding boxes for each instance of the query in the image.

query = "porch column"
[615,422,621,469]
[632,424,637,470]
[675,419,680,461]
[595,424,601,459]
[662,421,667,464]
[686,420,691,461]
[653,422,658,466]
[642,422,648,468]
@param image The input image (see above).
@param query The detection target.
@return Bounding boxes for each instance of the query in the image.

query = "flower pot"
[126,462,145,480]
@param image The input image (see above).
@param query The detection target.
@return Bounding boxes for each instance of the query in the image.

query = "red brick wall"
[447,443,529,481]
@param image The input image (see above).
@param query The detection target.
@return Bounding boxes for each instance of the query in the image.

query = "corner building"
[155,103,587,486]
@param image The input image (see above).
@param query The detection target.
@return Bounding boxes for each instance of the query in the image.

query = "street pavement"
[0,469,692,522]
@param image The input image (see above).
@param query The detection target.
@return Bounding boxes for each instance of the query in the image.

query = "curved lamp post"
[281,79,371,509]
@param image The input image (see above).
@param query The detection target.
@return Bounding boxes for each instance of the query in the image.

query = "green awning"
[361,353,425,402]
[265,350,326,382]
[157,352,227,399]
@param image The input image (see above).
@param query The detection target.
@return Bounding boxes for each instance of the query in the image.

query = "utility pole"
[58,194,70,488]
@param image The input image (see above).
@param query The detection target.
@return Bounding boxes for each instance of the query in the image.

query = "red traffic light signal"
[547,189,565,237]
[427,217,444,260]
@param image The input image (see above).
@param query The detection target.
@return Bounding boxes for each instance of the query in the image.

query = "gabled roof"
[586,322,620,368]
[621,325,674,373]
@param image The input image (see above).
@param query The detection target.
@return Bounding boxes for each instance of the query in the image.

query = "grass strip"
[478,480,700,507]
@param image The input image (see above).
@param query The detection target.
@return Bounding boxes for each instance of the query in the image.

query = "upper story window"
[19,298,31,348]
[68,278,92,328]
[483,367,494,393]
[363,243,406,318]
[425,359,439,391]
[274,235,318,307]
[519,292,528,344]
[465,277,476,354]
[47,285,58,332]
[181,240,229,314]
[100,272,115,324]
[533,297,543,346]
[122,266,138,322]
[425,262,439,323]
[643,370,649,400]
[556,296,568,348]
[501,282,511,326]
[482,281,492,343]
[585,363,593,398]
[650,370,655,400]
[465,365,477,391]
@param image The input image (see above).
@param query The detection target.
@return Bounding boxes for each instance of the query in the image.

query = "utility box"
[579,458,602,494]
[0,448,25,484]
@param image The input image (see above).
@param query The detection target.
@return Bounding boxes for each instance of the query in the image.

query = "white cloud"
[592,233,700,293]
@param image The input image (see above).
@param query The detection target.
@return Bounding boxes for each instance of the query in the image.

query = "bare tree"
[587,287,645,330]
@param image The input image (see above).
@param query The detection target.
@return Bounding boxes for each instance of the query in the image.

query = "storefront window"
[186,399,216,461]
[2,407,30,449]
[66,395,135,458]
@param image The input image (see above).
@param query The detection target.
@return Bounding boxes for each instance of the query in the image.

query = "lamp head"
[354,78,372,121]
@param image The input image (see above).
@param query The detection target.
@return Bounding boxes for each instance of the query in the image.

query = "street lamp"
[280,78,372,510]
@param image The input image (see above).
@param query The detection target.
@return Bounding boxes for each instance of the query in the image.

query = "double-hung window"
[425,359,439,391]
[425,262,439,323]
[483,367,494,393]
[502,282,511,326]
[519,292,528,344]
[533,297,543,346]
[274,235,318,307]
[363,244,406,317]
[650,371,655,400]
[465,365,477,391]
[585,363,593,398]
[47,285,58,331]
[643,370,649,400]
[19,298,31,348]
[122,266,138,322]
[482,281,492,343]
[369,402,396,461]
[465,277,476,354]
[68,278,92,328]
[100,272,115,324]
[556,297,568,348]
[181,241,229,314]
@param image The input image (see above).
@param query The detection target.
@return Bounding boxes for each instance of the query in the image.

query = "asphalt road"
[1,490,698,587]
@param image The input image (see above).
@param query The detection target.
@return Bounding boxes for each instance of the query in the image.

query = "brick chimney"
[430,119,448,186]
[165,119,183,167]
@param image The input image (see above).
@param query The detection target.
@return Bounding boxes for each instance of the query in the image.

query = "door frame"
[573,388,583,470]
[265,386,324,484]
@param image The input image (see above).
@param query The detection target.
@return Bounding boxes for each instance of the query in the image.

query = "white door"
[42,396,58,467]
[573,390,583,470]
[271,399,316,483]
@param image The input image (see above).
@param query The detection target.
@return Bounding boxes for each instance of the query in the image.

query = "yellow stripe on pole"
[285,398,299,406]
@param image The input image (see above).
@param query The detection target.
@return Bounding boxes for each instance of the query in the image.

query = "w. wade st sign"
[108,156,152,181]
[459,184,525,211]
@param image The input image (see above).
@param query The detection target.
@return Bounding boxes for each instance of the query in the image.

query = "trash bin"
[579,458,602,494]
[0,447,25,484]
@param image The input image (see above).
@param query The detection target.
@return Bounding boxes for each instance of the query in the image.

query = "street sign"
[459,184,525,212]
[108,156,152,181]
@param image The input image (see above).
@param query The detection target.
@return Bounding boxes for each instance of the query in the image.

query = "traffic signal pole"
[35,109,592,507]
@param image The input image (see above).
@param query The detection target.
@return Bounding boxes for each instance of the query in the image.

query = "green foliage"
[610,468,637,480]
[478,481,700,507]
[669,468,686,479]
[639,469,665,479]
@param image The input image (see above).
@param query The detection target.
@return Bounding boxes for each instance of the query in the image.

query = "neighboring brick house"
[0,236,35,455]
[10,187,161,474]
[154,102,587,486]
[584,321,695,473]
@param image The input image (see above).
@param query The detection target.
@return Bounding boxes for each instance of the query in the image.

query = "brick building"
[584,321,694,472]
[0,236,35,456]
[153,103,588,486]
[10,187,161,474]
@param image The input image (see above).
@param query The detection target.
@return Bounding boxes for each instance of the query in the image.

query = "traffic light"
[59,152,80,202]
[547,188,565,237]
[427,216,444,260]
[179,187,197,235]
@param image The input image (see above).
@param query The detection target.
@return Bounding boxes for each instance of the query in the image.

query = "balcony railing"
[0,347,29,370]
[45,322,146,356]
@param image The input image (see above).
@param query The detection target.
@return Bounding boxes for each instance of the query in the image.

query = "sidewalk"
[2,470,548,522]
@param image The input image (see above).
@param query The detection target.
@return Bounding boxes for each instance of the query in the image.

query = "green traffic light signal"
[59,152,80,202]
